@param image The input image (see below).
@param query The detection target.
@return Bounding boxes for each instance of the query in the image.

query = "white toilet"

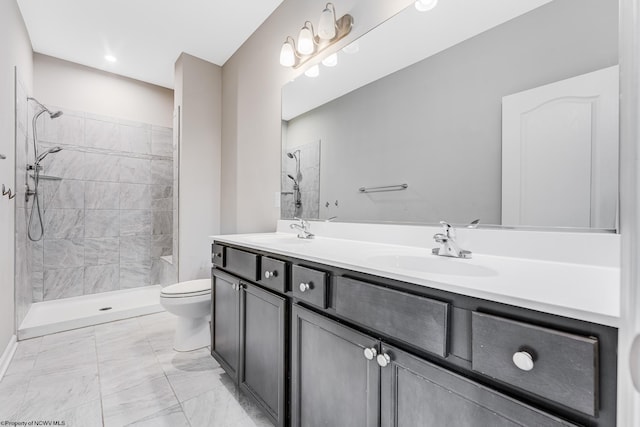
[160,279,212,352]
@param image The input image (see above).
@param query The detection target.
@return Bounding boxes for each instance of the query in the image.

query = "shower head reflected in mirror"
[287,174,298,186]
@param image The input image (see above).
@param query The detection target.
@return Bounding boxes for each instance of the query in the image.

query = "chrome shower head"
[28,97,63,119]
[287,174,298,185]
[36,147,63,165]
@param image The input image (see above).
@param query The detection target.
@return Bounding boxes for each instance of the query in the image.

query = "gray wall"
[221,0,415,234]
[175,53,222,281]
[1,0,33,354]
[284,0,619,225]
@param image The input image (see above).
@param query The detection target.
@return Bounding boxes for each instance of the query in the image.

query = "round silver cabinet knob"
[264,270,277,279]
[512,351,535,371]
[376,353,391,368]
[363,347,377,360]
[299,282,310,292]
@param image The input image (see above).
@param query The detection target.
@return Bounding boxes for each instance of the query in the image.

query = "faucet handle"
[467,219,480,229]
[439,221,454,237]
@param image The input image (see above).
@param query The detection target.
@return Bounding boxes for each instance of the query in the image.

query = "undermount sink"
[367,254,497,277]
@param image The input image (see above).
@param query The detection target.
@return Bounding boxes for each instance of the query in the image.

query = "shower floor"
[18,285,164,340]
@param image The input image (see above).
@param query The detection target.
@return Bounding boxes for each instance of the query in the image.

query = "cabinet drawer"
[226,247,259,281]
[259,257,287,293]
[212,243,225,267]
[472,312,598,416]
[335,277,449,357]
[292,265,327,308]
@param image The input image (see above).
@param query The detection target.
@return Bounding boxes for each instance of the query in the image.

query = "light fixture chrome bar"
[289,13,353,69]
[358,183,408,193]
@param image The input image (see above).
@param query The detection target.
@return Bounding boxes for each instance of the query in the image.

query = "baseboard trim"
[0,335,18,381]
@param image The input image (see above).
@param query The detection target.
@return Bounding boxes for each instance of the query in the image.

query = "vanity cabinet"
[291,305,380,427]
[379,343,578,427]
[292,304,577,427]
[212,241,617,427]
[211,267,287,427]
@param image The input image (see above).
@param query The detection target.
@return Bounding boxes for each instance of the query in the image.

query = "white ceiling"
[17,0,284,89]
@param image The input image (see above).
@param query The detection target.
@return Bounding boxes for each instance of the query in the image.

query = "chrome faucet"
[432,221,471,259]
[290,217,314,239]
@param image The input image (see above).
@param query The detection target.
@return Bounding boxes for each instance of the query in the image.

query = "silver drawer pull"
[376,353,391,368]
[215,252,222,258]
[363,347,377,361]
[299,282,311,292]
[512,351,535,371]
[264,270,278,279]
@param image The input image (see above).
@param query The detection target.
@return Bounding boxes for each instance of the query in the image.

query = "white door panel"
[502,65,619,229]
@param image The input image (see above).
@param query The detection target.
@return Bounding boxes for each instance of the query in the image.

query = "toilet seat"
[161,279,210,298]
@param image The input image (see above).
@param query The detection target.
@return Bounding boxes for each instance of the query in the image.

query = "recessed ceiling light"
[105,55,117,63]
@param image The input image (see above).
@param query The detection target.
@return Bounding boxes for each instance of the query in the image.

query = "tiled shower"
[14,78,177,329]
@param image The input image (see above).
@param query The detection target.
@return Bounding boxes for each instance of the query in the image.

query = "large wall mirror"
[281,0,619,232]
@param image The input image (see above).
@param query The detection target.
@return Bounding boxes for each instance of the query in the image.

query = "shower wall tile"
[43,267,84,300]
[44,239,84,269]
[151,235,173,258]
[30,239,44,273]
[120,235,151,264]
[85,210,119,238]
[43,209,84,239]
[120,210,152,236]
[119,157,151,184]
[32,272,44,303]
[43,180,85,209]
[20,107,176,304]
[84,182,119,209]
[40,113,85,146]
[85,119,120,150]
[151,185,172,211]
[120,183,151,209]
[151,259,176,286]
[120,124,152,154]
[84,153,120,182]
[84,265,119,294]
[120,262,151,289]
[151,127,173,157]
[151,160,172,186]
[85,238,120,266]
[41,149,85,180]
[152,212,172,236]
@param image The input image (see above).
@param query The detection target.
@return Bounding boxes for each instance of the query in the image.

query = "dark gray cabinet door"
[291,305,380,427]
[240,283,287,427]
[380,343,579,427]
[211,270,240,382]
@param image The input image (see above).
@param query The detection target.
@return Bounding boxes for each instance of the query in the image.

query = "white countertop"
[211,231,620,327]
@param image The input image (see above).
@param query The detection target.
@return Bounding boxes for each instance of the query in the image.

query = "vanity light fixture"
[305,64,320,78]
[322,52,338,67]
[415,0,438,12]
[104,54,117,63]
[297,21,316,55]
[279,2,353,69]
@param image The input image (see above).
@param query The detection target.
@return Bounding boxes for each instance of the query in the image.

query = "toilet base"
[173,315,211,352]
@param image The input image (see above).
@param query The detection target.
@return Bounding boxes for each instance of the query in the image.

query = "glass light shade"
[322,52,338,67]
[297,25,315,55]
[280,41,295,67]
[415,0,438,12]
[304,64,320,78]
[318,7,337,40]
[342,40,359,54]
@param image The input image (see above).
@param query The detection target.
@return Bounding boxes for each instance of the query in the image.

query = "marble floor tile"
[20,367,100,415]
[0,373,29,419]
[99,354,165,397]
[102,376,179,427]
[125,404,189,427]
[181,386,248,427]
[0,311,275,427]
